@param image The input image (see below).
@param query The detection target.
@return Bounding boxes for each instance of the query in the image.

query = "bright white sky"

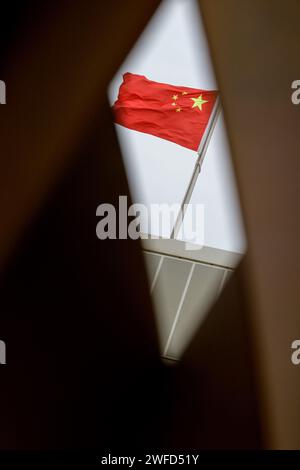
[108,0,246,254]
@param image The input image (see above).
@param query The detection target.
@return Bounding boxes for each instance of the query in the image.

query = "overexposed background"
[108,0,246,254]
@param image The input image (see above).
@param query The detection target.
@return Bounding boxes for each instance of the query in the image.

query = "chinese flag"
[112,73,218,151]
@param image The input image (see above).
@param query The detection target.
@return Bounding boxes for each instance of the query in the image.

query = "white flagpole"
[170,96,221,239]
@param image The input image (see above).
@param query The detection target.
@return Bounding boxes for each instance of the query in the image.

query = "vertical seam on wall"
[163,262,195,357]
[150,255,164,294]
[217,269,228,298]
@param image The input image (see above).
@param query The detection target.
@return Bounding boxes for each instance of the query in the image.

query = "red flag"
[112,73,218,152]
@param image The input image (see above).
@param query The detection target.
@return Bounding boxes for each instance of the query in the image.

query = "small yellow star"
[182,91,187,95]
[172,94,178,100]
[171,102,176,106]
[175,107,181,112]
[191,94,208,111]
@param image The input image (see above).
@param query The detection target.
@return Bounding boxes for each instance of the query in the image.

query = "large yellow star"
[191,94,208,111]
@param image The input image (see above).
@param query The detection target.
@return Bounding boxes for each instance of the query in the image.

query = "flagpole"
[170,96,221,240]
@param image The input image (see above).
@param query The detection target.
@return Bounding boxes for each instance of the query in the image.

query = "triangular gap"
[108,0,247,358]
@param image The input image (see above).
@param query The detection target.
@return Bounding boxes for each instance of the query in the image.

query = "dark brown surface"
[0,0,161,270]
[200,0,300,448]
[167,265,261,449]
[0,99,166,448]
[0,0,165,450]
[0,0,299,450]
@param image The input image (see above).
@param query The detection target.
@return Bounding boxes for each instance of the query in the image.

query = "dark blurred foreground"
[0,0,299,452]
